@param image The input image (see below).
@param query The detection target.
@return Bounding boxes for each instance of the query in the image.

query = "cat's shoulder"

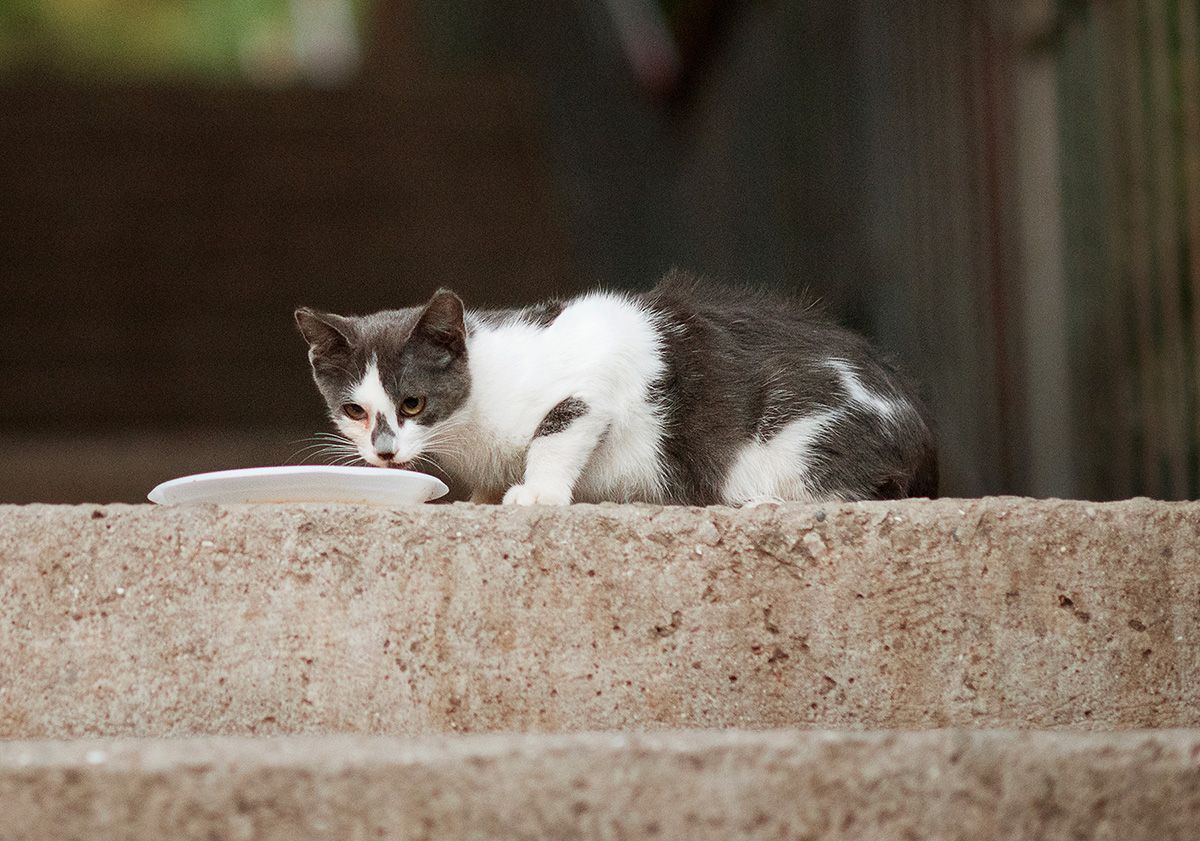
[549,287,651,326]
[476,287,642,332]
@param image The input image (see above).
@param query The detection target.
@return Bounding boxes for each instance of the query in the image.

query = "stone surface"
[1,730,1199,840]
[0,498,1197,737]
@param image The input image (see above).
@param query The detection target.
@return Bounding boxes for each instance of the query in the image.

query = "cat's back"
[641,270,847,350]
[639,271,889,397]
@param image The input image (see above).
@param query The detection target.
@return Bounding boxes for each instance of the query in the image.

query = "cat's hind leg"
[718,412,843,506]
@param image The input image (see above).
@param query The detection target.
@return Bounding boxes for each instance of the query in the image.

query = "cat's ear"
[413,289,466,355]
[295,307,356,356]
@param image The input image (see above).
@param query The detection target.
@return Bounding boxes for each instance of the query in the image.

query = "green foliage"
[0,0,367,82]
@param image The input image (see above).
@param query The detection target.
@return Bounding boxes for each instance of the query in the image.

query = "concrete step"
[2,730,1199,840]
[1,498,1197,737]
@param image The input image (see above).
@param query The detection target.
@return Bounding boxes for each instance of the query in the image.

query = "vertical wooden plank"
[1091,2,1138,496]
[854,0,1024,495]
[912,0,938,372]
[983,0,1025,494]
[1180,0,1200,494]
[893,2,925,380]
[1056,6,1095,495]
[1115,0,1166,494]
[956,0,999,493]
[922,0,968,489]
[949,0,984,488]
[973,0,1011,491]
[966,0,996,453]
[1146,0,1191,498]
[945,0,1009,494]
[967,0,1015,492]
[906,2,953,484]
[1014,0,1077,497]
[855,0,918,361]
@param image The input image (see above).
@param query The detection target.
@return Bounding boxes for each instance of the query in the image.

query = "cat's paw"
[502,483,572,506]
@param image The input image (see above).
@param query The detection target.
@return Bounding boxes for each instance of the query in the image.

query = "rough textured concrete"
[1,730,1199,840]
[0,498,1197,737]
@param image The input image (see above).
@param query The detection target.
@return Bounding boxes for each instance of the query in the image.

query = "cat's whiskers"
[424,429,465,448]
[419,440,467,455]
[410,454,452,482]
[288,431,360,464]
[288,444,353,463]
[293,438,355,450]
[289,435,360,464]
[311,451,360,466]
[421,422,472,453]
[293,432,355,445]
[422,437,466,453]
[309,437,358,450]
[417,443,463,457]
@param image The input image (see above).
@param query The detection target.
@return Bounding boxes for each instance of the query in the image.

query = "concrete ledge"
[2,730,1199,840]
[1,498,1197,736]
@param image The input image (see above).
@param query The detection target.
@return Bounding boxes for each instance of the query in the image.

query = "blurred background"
[1,0,1198,502]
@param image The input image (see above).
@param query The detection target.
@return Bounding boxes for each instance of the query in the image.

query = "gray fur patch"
[372,413,394,444]
[534,397,588,437]
[525,299,564,327]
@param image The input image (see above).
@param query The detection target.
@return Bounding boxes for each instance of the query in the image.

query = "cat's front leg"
[503,397,607,506]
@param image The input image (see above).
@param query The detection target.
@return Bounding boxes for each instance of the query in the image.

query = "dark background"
[2,0,1198,502]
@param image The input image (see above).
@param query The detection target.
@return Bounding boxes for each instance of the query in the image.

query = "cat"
[295,271,938,506]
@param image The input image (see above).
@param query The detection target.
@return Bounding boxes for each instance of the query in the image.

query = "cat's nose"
[373,432,397,462]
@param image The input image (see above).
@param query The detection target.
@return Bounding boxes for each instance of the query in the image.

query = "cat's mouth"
[384,460,413,470]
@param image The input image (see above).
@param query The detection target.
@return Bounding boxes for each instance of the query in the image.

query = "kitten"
[295,271,938,506]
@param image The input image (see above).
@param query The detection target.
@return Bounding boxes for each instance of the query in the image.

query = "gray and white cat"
[295,271,937,505]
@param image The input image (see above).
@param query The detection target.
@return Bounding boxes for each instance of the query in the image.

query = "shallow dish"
[148,465,448,506]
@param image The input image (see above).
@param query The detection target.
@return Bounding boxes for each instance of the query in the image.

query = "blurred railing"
[854,0,1200,500]
[854,0,1026,497]
[1057,0,1200,499]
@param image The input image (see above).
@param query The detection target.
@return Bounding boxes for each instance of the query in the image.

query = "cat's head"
[294,289,470,469]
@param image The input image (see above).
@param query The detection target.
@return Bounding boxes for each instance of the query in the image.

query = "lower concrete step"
[1,498,1198,736]
[2,730,1198,840]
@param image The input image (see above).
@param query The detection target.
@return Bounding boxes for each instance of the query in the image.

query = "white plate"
[148,466,448,506]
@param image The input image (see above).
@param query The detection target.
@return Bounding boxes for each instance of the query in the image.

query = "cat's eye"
[400,396,426,417]
[341,402,368,421]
